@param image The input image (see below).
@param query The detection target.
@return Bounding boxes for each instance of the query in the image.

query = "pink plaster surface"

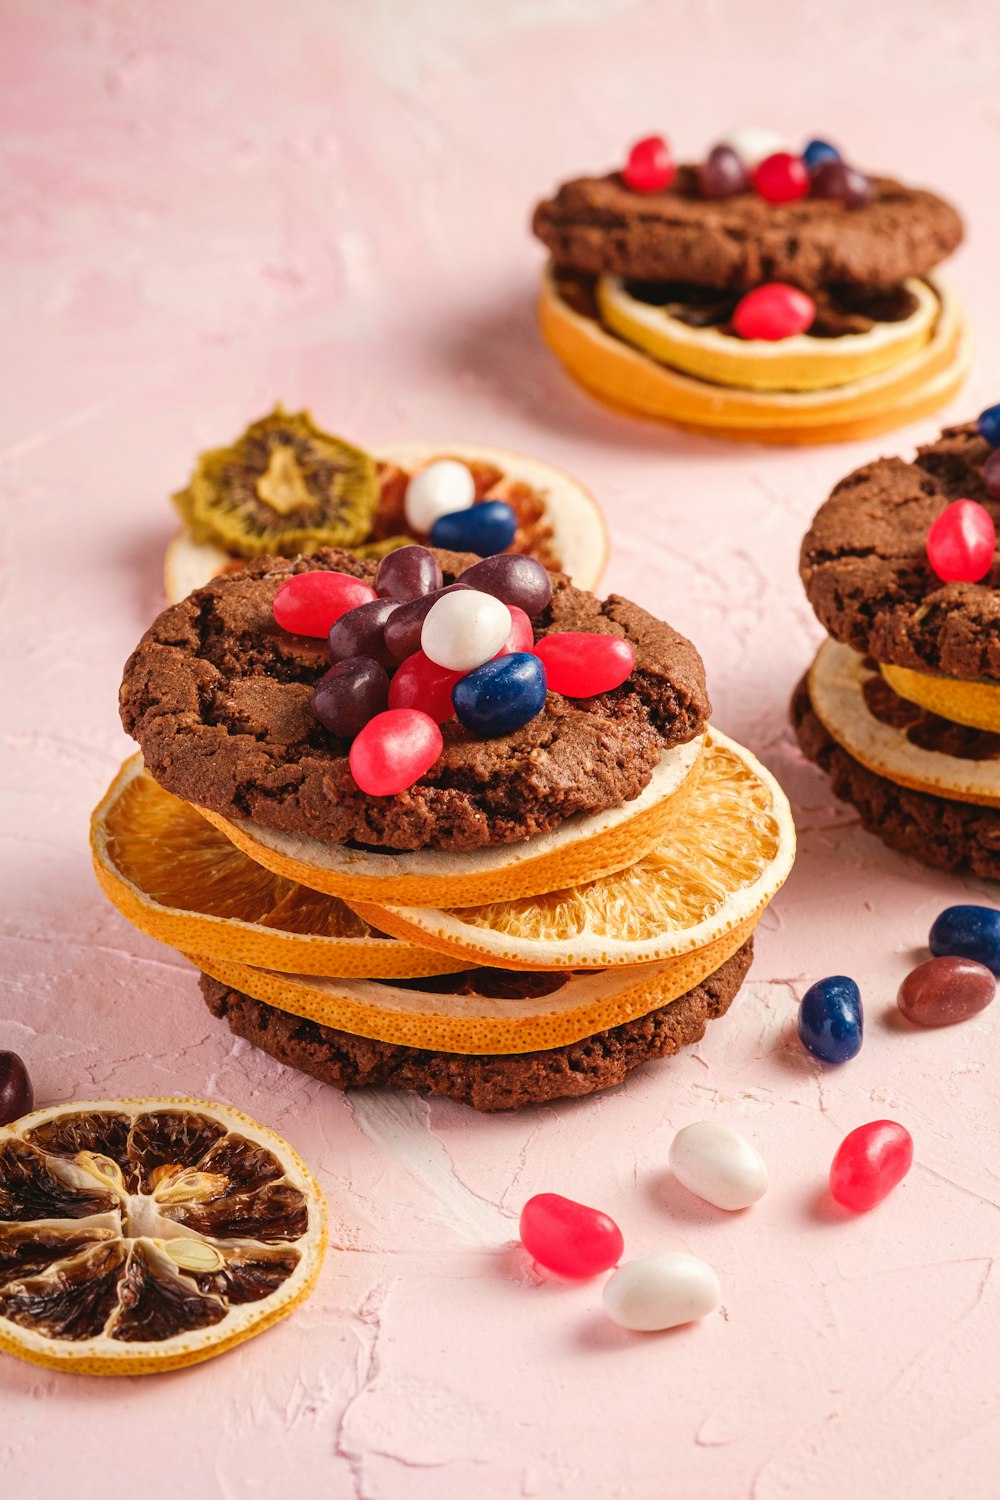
[2,2,1000,1495]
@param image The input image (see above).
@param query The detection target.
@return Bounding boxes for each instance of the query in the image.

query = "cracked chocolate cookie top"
[120,548,710,853]
[800,424,1000,682]
[532,170,963,291]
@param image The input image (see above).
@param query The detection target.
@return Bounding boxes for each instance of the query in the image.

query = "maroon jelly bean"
[897,956,996,1027]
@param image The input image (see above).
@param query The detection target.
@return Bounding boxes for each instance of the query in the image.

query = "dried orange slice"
[0,1097,325,1375]
[349,730,794,971]
[194,915,757,1055]
[879,661,1000,735]
[90,756,462,978]
[196,736,705,909]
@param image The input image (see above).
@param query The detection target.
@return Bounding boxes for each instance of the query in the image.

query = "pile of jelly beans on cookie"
[273,463,635,796]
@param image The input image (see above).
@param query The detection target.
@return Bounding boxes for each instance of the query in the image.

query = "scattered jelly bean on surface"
[384,583,471,663]
[429,499,518,557]
[720,126,787,169]
[803,137,841,169]
[519,1192,624,1278]
[829,1121,913,1213]
[697,144,750,199]
[732,283,816,342]
[452,652,547,738]
[977,403,1000,448]
[668,1122,769,1211]
[602,1252,721,1333]
[404,459,476,534]
[926,500,995,583]
[984,449,1000,502]
[929,905,1000,975]
[497,605,534,656]
[272,571,376,638]
[458,553,553,617]
[312,657,389,738]
[752,151,809,203]
[375,545,443,602]
[622,135,675,193]
[348,708,443,796]
[387,650,464,724]
[421,589,512,672]
[533,632,635,697]
[897,956,996,1028]
[798,976,863,1063]
[0,1051,33,1127]
[327,597,400,670]
[810,159,872,207]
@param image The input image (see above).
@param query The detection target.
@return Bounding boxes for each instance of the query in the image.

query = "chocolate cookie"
[792,677,1000,877]
[532,171,963,291]
[800,424,1000,682]
[121,548,709,853]
[199,939,752,1111]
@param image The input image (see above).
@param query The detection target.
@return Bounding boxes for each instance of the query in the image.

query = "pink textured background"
[2,3,999,1496]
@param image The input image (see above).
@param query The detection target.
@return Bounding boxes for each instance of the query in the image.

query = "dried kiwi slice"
[173,407,379,557]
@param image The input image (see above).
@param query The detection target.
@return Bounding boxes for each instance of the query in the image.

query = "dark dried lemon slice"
[173,407,378,557]
[0,1098,325,1375]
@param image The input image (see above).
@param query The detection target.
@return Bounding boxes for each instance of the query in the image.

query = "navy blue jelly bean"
[803,138,841,170]
[798,976,863,1063]
[452,653,547,738]
[929,905,1000,975]
[977,404,1000,449]
[430,501,518,557]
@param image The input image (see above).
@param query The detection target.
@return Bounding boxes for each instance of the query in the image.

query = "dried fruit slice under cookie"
[0,1098,325,1375]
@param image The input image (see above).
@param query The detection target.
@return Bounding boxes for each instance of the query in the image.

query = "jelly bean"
[809,158,873,208]
[897,956,996,1028]
[533,632,635,697]
[497,605,534,656]
[977,403,1000,448]
[348,708,443,796]
[732,283,816,342]
[929,904,1000,975]
[327,597,400,670]
[829,1121,913,1213]
[457,553,553,617]
[0,1051,33,1127]
[404,460,475,534]
[926,499,995,583]
[421,589,512,672]
[697,144,750,199]
[720,126,787,169]
[272,571,376,638]
[519,1192,624,1278]
[429,500,517,557]
[602,1252,721,1332]
[387,650,464,724]
[375,544,442,602]
[312,657,389,738]
[803,137,841,169]
[984,449,1000,501]
[668,1122,769,1211]
[798,975,863,1063]
[622,135,675,193]
[752,151,810,203]
[384,583,471,663]
[453,653,547,738]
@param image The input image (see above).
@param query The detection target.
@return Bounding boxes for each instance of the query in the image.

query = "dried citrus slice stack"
[0,1098,325,1375]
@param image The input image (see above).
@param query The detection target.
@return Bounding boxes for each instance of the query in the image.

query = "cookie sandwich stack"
[795,410,1000,876]
[533,129,967,443]
[94,543,794,1111]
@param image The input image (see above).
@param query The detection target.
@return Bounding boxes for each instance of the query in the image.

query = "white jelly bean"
[421,589,512,672]
[404,460,476,534]
[719,126,787,169]
[602,1251,721,1332]
[668,1121,768,1211]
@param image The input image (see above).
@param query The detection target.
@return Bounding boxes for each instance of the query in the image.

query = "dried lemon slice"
[91,757,463,978]
[173,407,378,558]
[879,661,1000,735]
[348,730,794,970]
[0,1098,325,1375]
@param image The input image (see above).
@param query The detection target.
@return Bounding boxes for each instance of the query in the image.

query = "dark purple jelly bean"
[383,583,471,663]
[312,657,389,738]
[457,553,553,618]
[984,449,1000,501]
[0,1052,33,1126]
[328,598,400,670]
[697,144,750,199]
[898,956,996,1027]
[810,159,873,207]
[374,545,443,602]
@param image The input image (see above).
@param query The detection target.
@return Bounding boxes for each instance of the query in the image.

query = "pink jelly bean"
[272,571,377,637]
[496,605,535,657]
[348,709,443,795]
[387,651,464,724]
[926,499,996,584]
[752,150,809,203]
[622,135,675,194]
[533,632,635,697]
[519,1192,624,1278]
[829,1121,913,1212]
[732,283,816,341]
